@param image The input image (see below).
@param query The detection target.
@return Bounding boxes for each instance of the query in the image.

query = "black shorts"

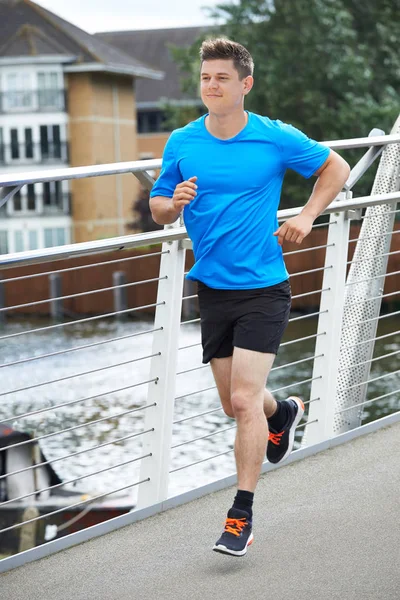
[197,280,291,364]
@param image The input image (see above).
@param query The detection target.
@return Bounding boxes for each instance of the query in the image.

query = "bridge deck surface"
[1,422,399,600]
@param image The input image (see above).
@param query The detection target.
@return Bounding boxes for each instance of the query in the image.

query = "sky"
[35,0,225,33]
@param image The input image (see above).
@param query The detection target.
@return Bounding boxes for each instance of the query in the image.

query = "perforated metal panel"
[334,116,400,433]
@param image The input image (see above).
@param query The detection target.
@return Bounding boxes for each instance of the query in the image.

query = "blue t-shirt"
[150,112,330,289]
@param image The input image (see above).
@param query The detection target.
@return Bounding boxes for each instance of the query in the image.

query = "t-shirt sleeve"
[149,133,183,198]
[276,121,330,179]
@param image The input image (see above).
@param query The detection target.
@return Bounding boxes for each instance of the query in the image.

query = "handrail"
[0,133,399,189]
[1,190,399,270]
[322,133,400,149]
[0,158,162,187]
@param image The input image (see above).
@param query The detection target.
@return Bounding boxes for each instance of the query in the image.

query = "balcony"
[0,193,72,217]
[0,142,69,166]
[41,193,71,216]
[0,89,66,114]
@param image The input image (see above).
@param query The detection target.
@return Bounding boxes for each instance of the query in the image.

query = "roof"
[0,23,72,58]
[0,423,31,448]
[96,26,209,106]
[0,0,162,79]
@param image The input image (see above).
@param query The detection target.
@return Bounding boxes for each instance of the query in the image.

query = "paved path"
[1,423,399,600]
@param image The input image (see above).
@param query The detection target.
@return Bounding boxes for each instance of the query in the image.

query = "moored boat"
[0,424,133,555]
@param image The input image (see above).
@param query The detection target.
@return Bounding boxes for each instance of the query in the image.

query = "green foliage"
[167,42,202,96]
[160,100,203,131]
[158,42,204,130]
[168,0,399,208]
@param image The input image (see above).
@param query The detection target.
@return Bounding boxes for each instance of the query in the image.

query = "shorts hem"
[233,342,279,356]
[202,343,279,364]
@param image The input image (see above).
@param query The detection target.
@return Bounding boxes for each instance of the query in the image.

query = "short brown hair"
[200,38,254,80]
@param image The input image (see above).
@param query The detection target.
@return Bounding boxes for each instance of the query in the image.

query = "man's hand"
[273,213,315,246]
[172,176,198,212]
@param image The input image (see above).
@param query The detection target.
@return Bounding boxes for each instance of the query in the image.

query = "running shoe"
[213,508,253,557]
[267,396,305,464]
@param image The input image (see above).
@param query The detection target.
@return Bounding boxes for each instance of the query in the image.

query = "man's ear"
[243,76,254,95]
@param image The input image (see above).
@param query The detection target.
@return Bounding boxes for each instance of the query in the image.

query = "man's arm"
[150,176,198,225]
[274,150,351,245]
[149,196,181,225]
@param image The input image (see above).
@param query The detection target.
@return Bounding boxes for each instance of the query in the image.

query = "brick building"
[96,27,206,161]
[0,0,162,250]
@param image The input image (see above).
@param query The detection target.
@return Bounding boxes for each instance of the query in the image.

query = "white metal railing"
[0,125,399,562]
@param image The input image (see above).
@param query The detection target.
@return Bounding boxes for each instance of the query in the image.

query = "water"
[0,314,398,500]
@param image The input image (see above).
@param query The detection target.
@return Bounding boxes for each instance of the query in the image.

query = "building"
[0,0,162,251]
[96,27,207,161]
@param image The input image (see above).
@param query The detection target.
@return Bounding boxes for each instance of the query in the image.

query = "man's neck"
[205,109,248,140]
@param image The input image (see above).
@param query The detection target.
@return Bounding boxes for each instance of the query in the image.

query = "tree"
[127,186,163,233]
[160,100,203,131]
[169,0,399,208]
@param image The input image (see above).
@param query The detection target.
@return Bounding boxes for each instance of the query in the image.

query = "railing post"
[334,115,400,432]
[182,278,197,320]
[137,222,186,510]
[49,273,63,320]
[113,271,127,320]
[0,273,5,325]
[302,197,352,446]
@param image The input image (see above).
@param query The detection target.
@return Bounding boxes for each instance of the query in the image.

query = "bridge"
[1,420,399,598]
[0,118,399,595]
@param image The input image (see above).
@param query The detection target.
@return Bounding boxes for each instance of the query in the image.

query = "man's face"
[200,59,253,113]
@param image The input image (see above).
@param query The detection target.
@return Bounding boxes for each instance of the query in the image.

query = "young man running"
[150,38,350,557]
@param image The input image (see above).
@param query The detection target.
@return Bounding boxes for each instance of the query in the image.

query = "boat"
[0,424,133,555]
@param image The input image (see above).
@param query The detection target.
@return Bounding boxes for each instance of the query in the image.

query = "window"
[40,125,49,157]
[138,111,164,133]
[0,231,8,254]
[25,128,34,159]
[0,128,4,163]
[7,187,36,213]
[13,190,22,211]
[14,231,24,252]
[7,128,34,162]
[44,227,66,248]
[11,129,19,159]
[43,181,62,210]
[44,229,52,248]
[55,228,65,246]
[6,72,32,109]
[52,125,61,158]
[37,72,61,108]
[38,72,59,88]
[40,125,61,160]
[28,230,38,250]
[27,184,36,211]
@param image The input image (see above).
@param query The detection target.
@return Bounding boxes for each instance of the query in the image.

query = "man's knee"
[218,389,235,418]
[210,356,234,418]
[231,389,262,418]
[222,402,235,419]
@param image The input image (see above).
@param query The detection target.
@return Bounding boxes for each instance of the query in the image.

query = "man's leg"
[211,356,303,464]
[230,347,275,492]
[264,388,278,418]
[211,355,277,420]
[212,347,274,556]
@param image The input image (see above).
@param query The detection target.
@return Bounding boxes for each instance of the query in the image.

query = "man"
[150,38,350,557]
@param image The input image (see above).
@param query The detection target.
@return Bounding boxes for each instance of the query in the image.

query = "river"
[0,313,398,500]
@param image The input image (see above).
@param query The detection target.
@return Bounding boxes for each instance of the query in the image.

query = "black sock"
[232,489,254,519]
[267,400,289,430]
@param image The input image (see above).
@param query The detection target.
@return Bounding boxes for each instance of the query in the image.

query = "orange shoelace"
[268,431,284,446]
[224,517,247,537]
